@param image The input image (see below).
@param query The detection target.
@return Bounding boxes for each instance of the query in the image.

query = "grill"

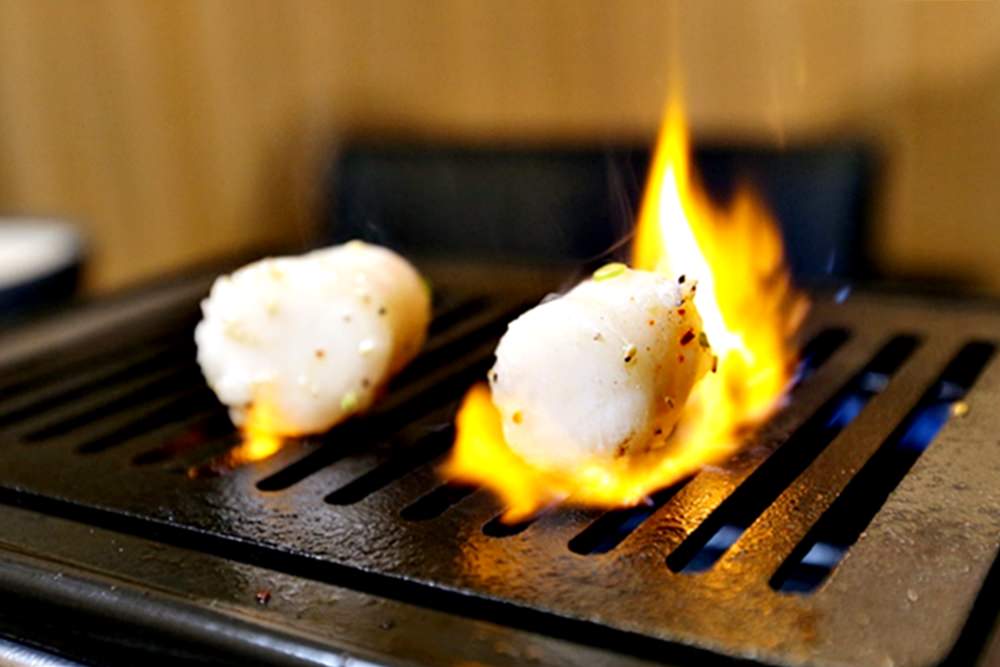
[2,262,1000,667]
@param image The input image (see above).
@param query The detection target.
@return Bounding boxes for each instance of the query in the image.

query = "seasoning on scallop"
[195,241,430,437]
[487,264,712,473]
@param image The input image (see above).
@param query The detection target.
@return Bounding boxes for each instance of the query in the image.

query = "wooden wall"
[0,1,998,292]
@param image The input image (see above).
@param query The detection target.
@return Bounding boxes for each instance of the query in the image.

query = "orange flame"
[443,96,806,521]
[225,401,284,466]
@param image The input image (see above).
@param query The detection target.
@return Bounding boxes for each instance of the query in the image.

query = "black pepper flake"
[623,343,638,365]
[680,329,695,346]
[678,274,686,284]
[255,590,271,606]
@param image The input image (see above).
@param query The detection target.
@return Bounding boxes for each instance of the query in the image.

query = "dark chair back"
[325,142,874,281]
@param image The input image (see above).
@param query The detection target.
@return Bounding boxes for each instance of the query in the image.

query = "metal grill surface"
[1,265,999,667]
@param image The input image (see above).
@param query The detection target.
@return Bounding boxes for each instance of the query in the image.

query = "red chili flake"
[255,590,271,606]
[679,330,695,346]
[678,308,686,316]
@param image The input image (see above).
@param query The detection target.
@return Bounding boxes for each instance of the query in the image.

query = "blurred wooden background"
[0,0,998,292]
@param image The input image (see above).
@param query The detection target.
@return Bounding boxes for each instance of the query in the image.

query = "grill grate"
[1,268,1000,667]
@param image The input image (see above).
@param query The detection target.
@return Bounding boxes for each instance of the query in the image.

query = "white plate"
[0,219,83,290]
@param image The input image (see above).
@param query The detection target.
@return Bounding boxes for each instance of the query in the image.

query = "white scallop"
[489,267,711,472]
[195,241,430,436]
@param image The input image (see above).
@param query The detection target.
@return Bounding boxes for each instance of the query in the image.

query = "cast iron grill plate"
[1,265,999,667]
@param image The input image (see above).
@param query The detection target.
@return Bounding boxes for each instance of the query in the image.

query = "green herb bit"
[340,391,359,412]
[593,262,627,282]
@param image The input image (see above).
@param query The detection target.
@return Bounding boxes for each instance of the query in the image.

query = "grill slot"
[389,300,526,392]
[771,340,996,593]
[400,482,478,520]
[0,314,194,398]
[179,435,247,478]
[797,327,850,382]
[76,388,214,455]
[428,295,492,336]
[667,334,919,574]
[569,480,688,554]
[19,365,200,443]
[482,512,542,537]
[131,411,233,466]
[323,429,453,505]
[0,340,188,428]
